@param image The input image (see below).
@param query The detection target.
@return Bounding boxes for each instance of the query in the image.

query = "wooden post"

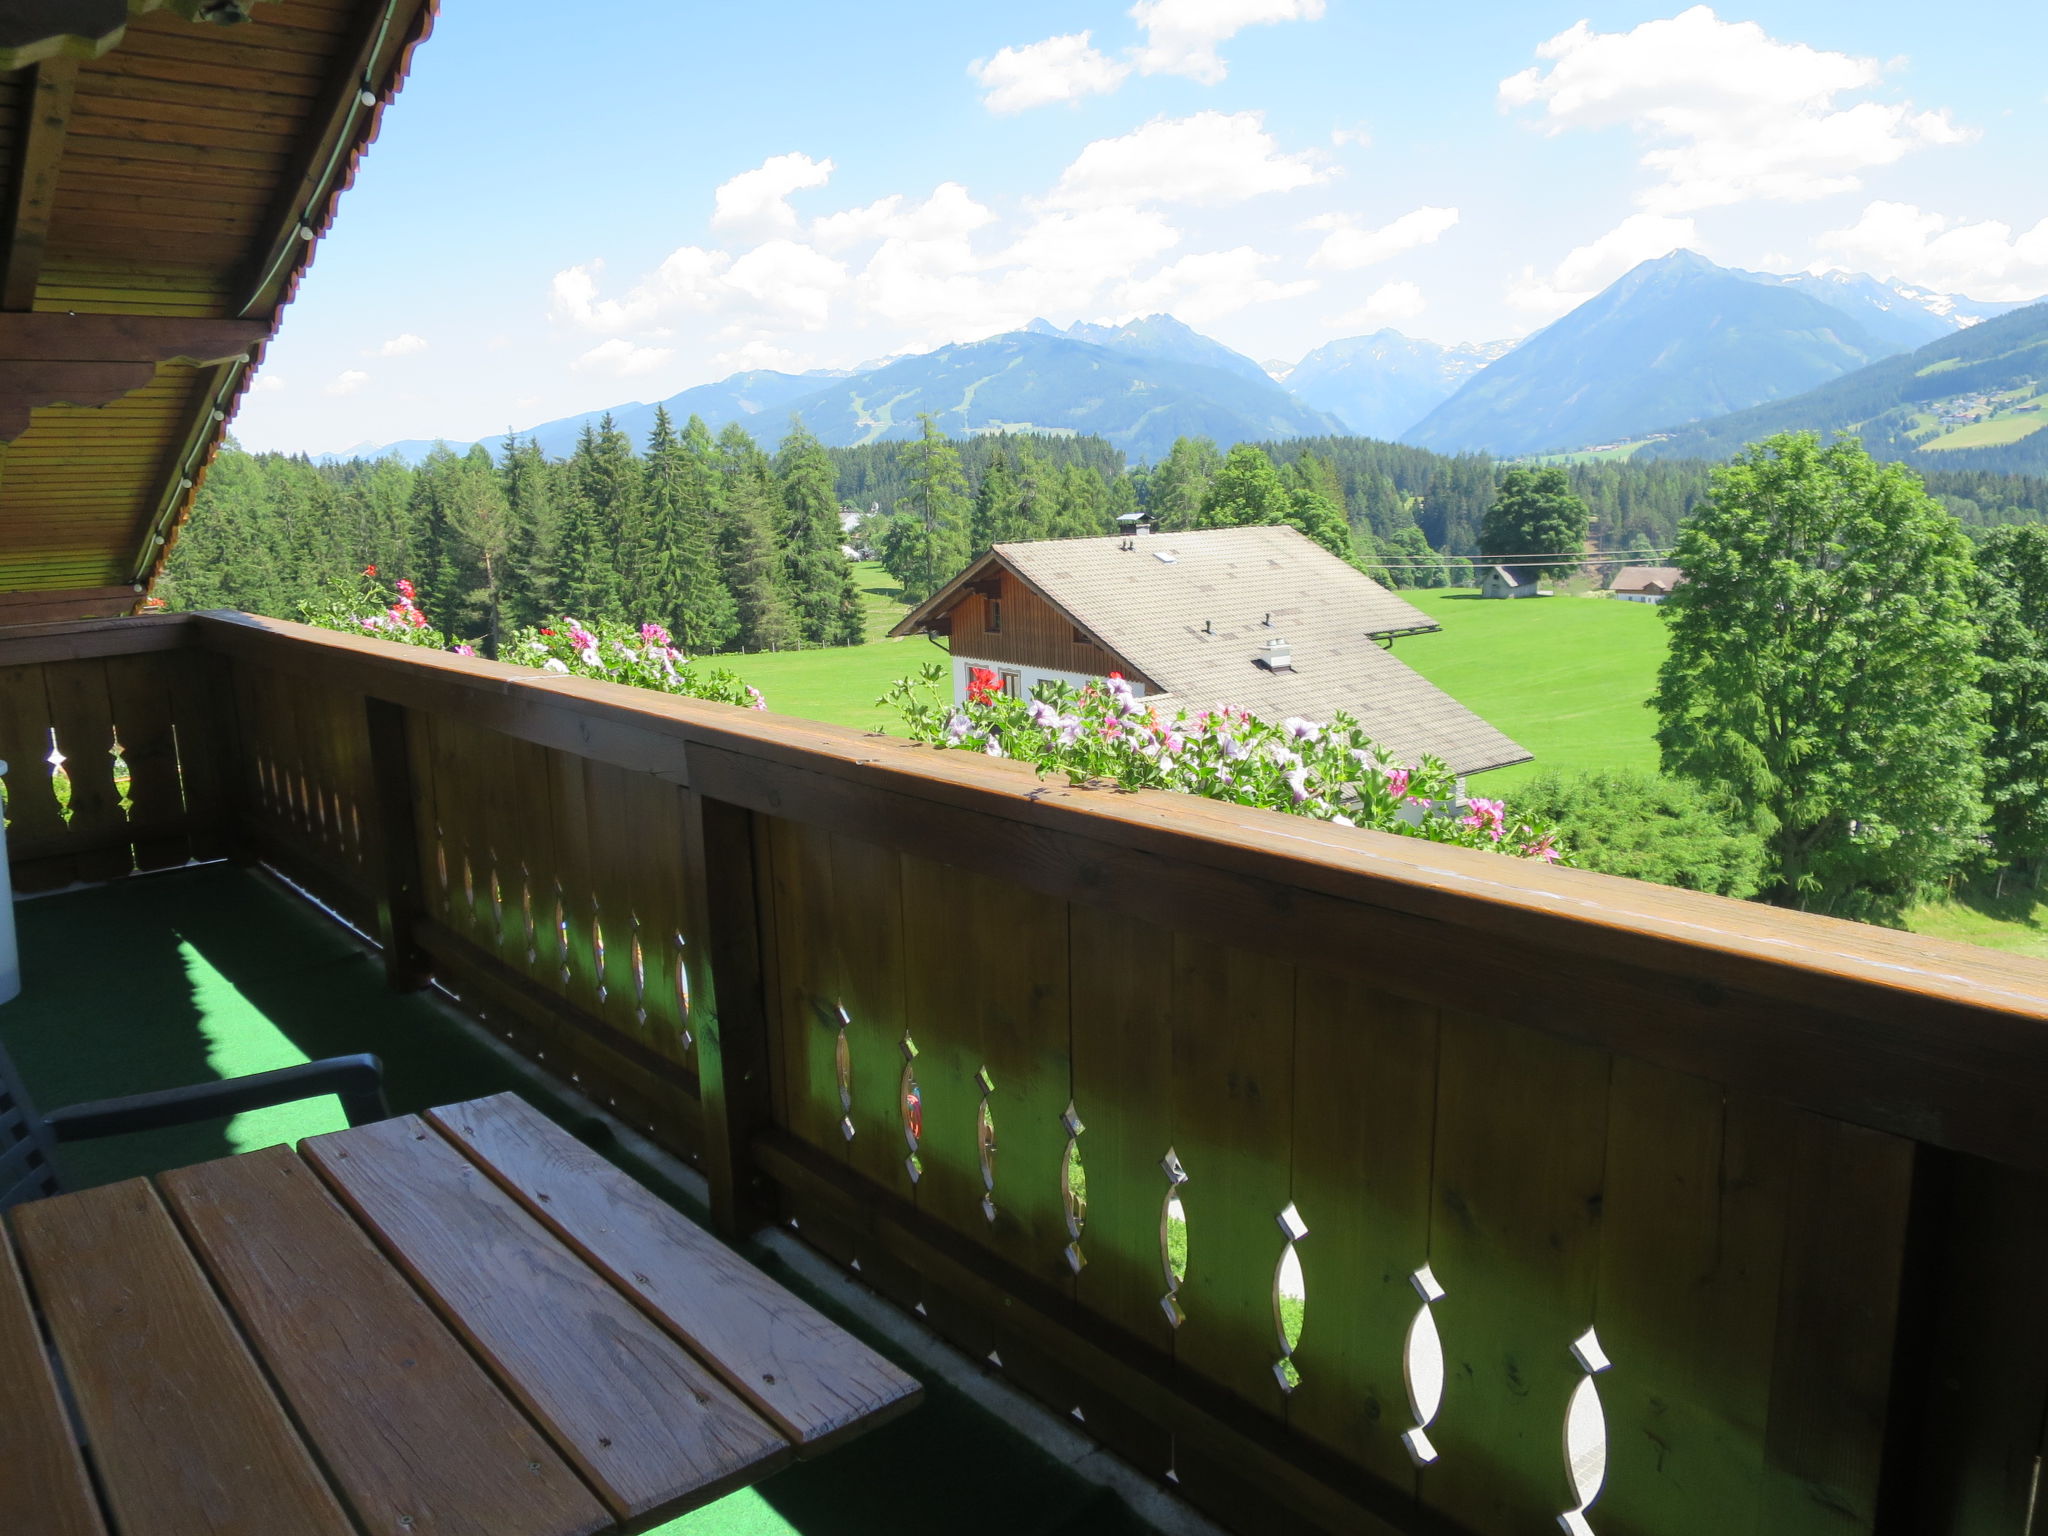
[363,696,429,991]
[681,788,777,1238]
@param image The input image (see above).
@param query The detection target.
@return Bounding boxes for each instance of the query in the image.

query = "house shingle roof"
[1610,565,1684,594]
[897,525,1531,775]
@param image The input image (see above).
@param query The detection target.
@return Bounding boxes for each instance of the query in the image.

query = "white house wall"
[952,655,1134,704]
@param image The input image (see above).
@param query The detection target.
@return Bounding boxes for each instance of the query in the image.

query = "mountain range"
[1642,298,2048,473]
[322,254,2041,468]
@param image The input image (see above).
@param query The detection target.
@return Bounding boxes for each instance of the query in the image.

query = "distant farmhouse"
[1609,565,1686,604]
[890,525,1530,776]
[1480,565,1547,600]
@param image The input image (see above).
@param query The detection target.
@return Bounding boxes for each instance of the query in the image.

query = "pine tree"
[716,422,797,651]
[971,444,1024,549]
[775,417,860,646]
[1046,462,1111,539]
[501,433,562,629]
[673,415,739,651]
[883,415,971,603]
[556,422,621,619]
[1150,437,1220,530]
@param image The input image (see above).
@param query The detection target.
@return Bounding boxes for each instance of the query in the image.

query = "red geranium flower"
[966,666,1000,705]
[539,627,556,636]
[363,564,377,576]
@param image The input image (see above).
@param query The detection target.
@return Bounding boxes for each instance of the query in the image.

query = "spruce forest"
[162,407,2048,655]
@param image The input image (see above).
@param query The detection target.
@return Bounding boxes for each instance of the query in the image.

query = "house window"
[985,598,1002,633]
[1000,669,1022,700]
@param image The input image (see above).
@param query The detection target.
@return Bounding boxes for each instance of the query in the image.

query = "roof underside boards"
[904,525,1531,776]
[0,0,437,612]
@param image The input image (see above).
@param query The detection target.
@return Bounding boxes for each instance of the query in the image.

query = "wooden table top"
[0,1092,921,1536]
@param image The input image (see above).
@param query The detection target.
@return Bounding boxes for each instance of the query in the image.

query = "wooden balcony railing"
[3,609,2046,1536]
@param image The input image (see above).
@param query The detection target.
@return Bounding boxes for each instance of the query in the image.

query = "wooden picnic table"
[0,1092,921,1536]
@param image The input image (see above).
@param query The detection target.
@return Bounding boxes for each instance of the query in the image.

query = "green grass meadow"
[710,565,2040,958]
[1388,590,1667,792]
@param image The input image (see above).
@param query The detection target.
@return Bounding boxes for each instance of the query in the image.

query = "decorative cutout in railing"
[899,1033,922,1185]
[1402,1263,1447,1466]
[834,1005,854,1143]
[673,931,693,1050]
[1559,1327,1612,1536]
[976,1066,998,1222]
[1273,1201,1308,1393]
[1159,1147,1189,1329]
[1061,1101,1086,1275]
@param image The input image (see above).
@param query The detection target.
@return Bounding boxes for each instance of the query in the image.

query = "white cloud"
[1308,206,1459,270]
[1114,247,1314,323]
[1130,0,1326,84]
[721,239,848,329]
[572,339,675,377]
[971,32,1128,114]
[251,373,285,393]
[711,152,835,237]
[1330,280,1426,329]
[552,249,732,332]
[372,332,427,357]
[1814,201,2048,300]
[1046,111,1328,210]
[1506,213,1698,314]
[811,183,995,251]
[325,370,369,396]
[1500,7,1972,213]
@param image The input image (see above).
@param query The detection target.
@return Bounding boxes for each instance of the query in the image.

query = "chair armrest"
[43,1055,392,1142]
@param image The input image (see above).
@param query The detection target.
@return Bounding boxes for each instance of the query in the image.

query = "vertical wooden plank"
[1287,968,1439,1495]
[830,831,917,1201]
[763,816,847,1161]
[363,697,428,989]
[1912,1160,2048,1534]
[104,650,188,870]
[899,853,1073,1286]
[1166,934,1297,1417]
[546,742,599,1014]
[1758,1116,1914,1533]
[1069,912,1178,1475]
[168,648,236,862]
[43,658,129,880]
[1421,1011,1610,1536]
[1594,1063,1792,1535]
[685,791,778,1238]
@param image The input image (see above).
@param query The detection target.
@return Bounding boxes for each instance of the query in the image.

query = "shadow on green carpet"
[0,864,1170,1536]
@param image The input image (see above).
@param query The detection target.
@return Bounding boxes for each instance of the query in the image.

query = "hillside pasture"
[1919,408,2048,451]
[1393,589,1667,790]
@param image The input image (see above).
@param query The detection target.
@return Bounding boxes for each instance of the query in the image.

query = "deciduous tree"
[1652,434,1988,916]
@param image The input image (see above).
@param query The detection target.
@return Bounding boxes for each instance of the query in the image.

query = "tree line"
[163,409,863,656]
[165,411,2048,657]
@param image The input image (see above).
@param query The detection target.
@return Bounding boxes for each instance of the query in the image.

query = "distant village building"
[890,525,1530,775]
[1609,565,1686,604]
[1479,565,1546,600]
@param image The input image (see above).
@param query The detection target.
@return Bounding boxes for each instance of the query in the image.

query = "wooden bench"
[2,1093,921,1536]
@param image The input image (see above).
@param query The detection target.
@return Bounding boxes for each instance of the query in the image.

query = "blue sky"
[236,1,2048,455]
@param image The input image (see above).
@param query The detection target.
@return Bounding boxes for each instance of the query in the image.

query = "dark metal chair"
[0,1037,389,1212]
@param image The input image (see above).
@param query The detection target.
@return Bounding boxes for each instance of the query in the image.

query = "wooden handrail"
[193,609,2048,1173]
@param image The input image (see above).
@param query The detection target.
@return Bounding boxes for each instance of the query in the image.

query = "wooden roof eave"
[0,0,440,611]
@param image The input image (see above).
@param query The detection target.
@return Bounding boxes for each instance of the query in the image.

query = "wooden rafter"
[0,1,281,72]
[2,55,78,311]
[0,314,267,442]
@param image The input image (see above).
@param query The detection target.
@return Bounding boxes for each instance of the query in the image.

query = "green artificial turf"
[0,864,1167,1536]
